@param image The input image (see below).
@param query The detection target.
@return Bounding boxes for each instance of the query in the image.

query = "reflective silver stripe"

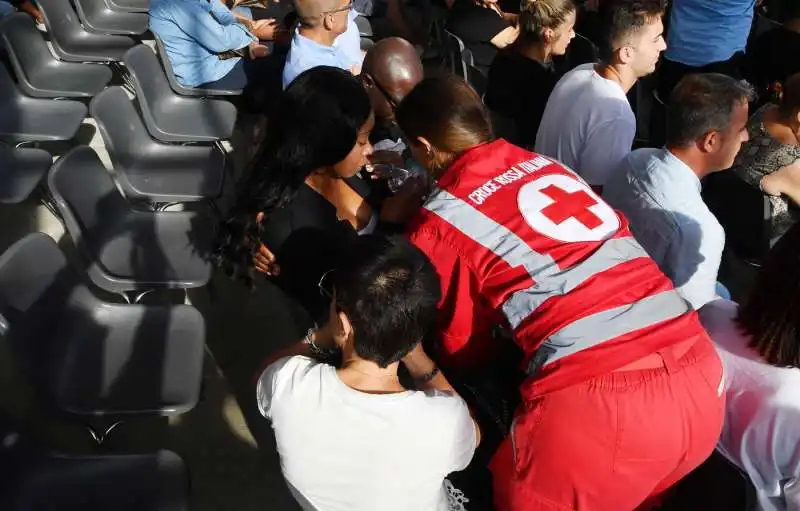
[541,289,690,367]
[424,188,559,280]
[502,237,650,328]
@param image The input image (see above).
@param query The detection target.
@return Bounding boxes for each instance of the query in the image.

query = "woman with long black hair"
[215,66,424,322]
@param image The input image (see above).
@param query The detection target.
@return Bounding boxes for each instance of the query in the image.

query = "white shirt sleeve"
[578,115,637,187]
[444,395,479,472]
[255,356,314,419]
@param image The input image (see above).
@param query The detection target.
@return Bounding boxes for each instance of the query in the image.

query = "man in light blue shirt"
[282,0,363,88]
[605,74,754,309]
[150,0,273,89]
[658,0,756,98]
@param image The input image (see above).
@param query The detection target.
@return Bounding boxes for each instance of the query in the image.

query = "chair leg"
[118,289,156,304]
[35,183,63,222]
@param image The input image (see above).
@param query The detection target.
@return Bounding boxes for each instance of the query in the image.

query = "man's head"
[667,73,756,172]
[598,0,666,78]
[293,0,352,37]
[360,38,424,122]
[328,235,441,368]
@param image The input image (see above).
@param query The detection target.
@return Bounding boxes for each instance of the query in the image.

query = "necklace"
[342,363,399,381]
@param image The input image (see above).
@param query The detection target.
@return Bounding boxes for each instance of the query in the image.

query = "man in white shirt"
[604,74,753,309]
[535,0,666,190]
[699,222,800,511]
[256,235,479,511]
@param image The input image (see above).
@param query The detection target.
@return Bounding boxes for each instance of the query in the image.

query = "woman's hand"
[250,212,281,275]
[250,18,280,41]
[380,175,429,224]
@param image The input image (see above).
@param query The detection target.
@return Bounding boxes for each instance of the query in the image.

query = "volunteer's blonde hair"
[519,0,576,43]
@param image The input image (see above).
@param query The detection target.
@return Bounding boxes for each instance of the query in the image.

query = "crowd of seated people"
[135,0,800,508]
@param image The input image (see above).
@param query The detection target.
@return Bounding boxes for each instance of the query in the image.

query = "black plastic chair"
[0,14,112,98]
[37,0,135,62]
[47,146,214,296]
[154,36,242,97]
[463,48,487,96]
[0,418,188,511]
[73,0,149,36]
[0,233,205,437]
[0,66,87,144]
[91,86,227,203]
[444,29,468,79]
[106,0,148,13]
[0,145,52,203]
[123,45,238,142]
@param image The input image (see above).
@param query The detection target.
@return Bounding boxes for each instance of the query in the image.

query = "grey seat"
[0,66,87,144]
[1,14,112,98]
[106,0,149,13]
[154,36,242,97]
[37,0,135,62]
[124,45,238,142]
[0,233,205,419]
[91,86,226,202]
[0,145,52,203]
[73,0,149,36]
[48,146,214,294]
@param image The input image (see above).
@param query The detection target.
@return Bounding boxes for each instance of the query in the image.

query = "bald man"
[281,0,362,88]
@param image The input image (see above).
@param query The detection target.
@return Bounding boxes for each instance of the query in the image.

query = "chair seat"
[51,302,204,414]
[124,45,238,142]
[91,86,227,202]
[1,14,112,98]
[37,0,135,62]
[48,146,214,293]
[154,36,242,97]
[9,450,188,511]
[106,0,149,13]
[0,146,52,204]
[73,0,149,36]
[0,67,87,143]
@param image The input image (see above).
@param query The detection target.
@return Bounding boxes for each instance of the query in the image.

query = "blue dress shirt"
[604,148,726,310]
[149,0,255,87]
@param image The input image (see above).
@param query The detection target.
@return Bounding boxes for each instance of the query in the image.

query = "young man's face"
[628,16,667,78]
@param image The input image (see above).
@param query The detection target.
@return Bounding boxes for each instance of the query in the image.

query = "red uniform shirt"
[407,139,711,398]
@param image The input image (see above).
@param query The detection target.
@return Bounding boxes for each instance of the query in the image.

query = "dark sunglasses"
[364,74,399,111]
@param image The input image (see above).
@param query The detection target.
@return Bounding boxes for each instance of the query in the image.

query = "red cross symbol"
[539,184,603,229]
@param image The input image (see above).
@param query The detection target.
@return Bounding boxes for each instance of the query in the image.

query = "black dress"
[484,51,561,148]
[260,177,376,323]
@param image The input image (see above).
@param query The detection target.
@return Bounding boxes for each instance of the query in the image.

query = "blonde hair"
[519,0,576,43]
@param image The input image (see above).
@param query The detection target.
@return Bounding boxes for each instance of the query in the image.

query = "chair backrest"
[1,14,51,78]
[36,0,84,48]
[47,146,130,244]
[444,30,468,79]
[0,233,87,367]
[0,63,22,101]
[463,49,487,96]
[90,86,153,170]
[703,170,773,264]
[123,44,172,112]
[153,35,185,94]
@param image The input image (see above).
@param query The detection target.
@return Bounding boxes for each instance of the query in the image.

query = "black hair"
[666,73,755,147]
[737,222,800,368]
[213,67,372,286]
[333,235,441,368]
[596,0,665,62]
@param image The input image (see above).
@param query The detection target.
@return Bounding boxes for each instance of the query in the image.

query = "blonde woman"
[484,0,577,147]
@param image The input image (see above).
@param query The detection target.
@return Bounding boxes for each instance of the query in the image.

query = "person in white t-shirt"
[699,222,800,511]
[535,0,666,190]
[256,235,480,511]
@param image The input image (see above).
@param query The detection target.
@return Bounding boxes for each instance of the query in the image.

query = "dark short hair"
[666,73,756,147]
[737,222,800,368]
[597,0,665,62]
[334,236,441,368]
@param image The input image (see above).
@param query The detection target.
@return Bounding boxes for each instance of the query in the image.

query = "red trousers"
[491,337,725,511]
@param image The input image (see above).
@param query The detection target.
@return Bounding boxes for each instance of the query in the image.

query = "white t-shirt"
[256,356,477,511]
[534,63,637,187]
[700,299,800,511]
